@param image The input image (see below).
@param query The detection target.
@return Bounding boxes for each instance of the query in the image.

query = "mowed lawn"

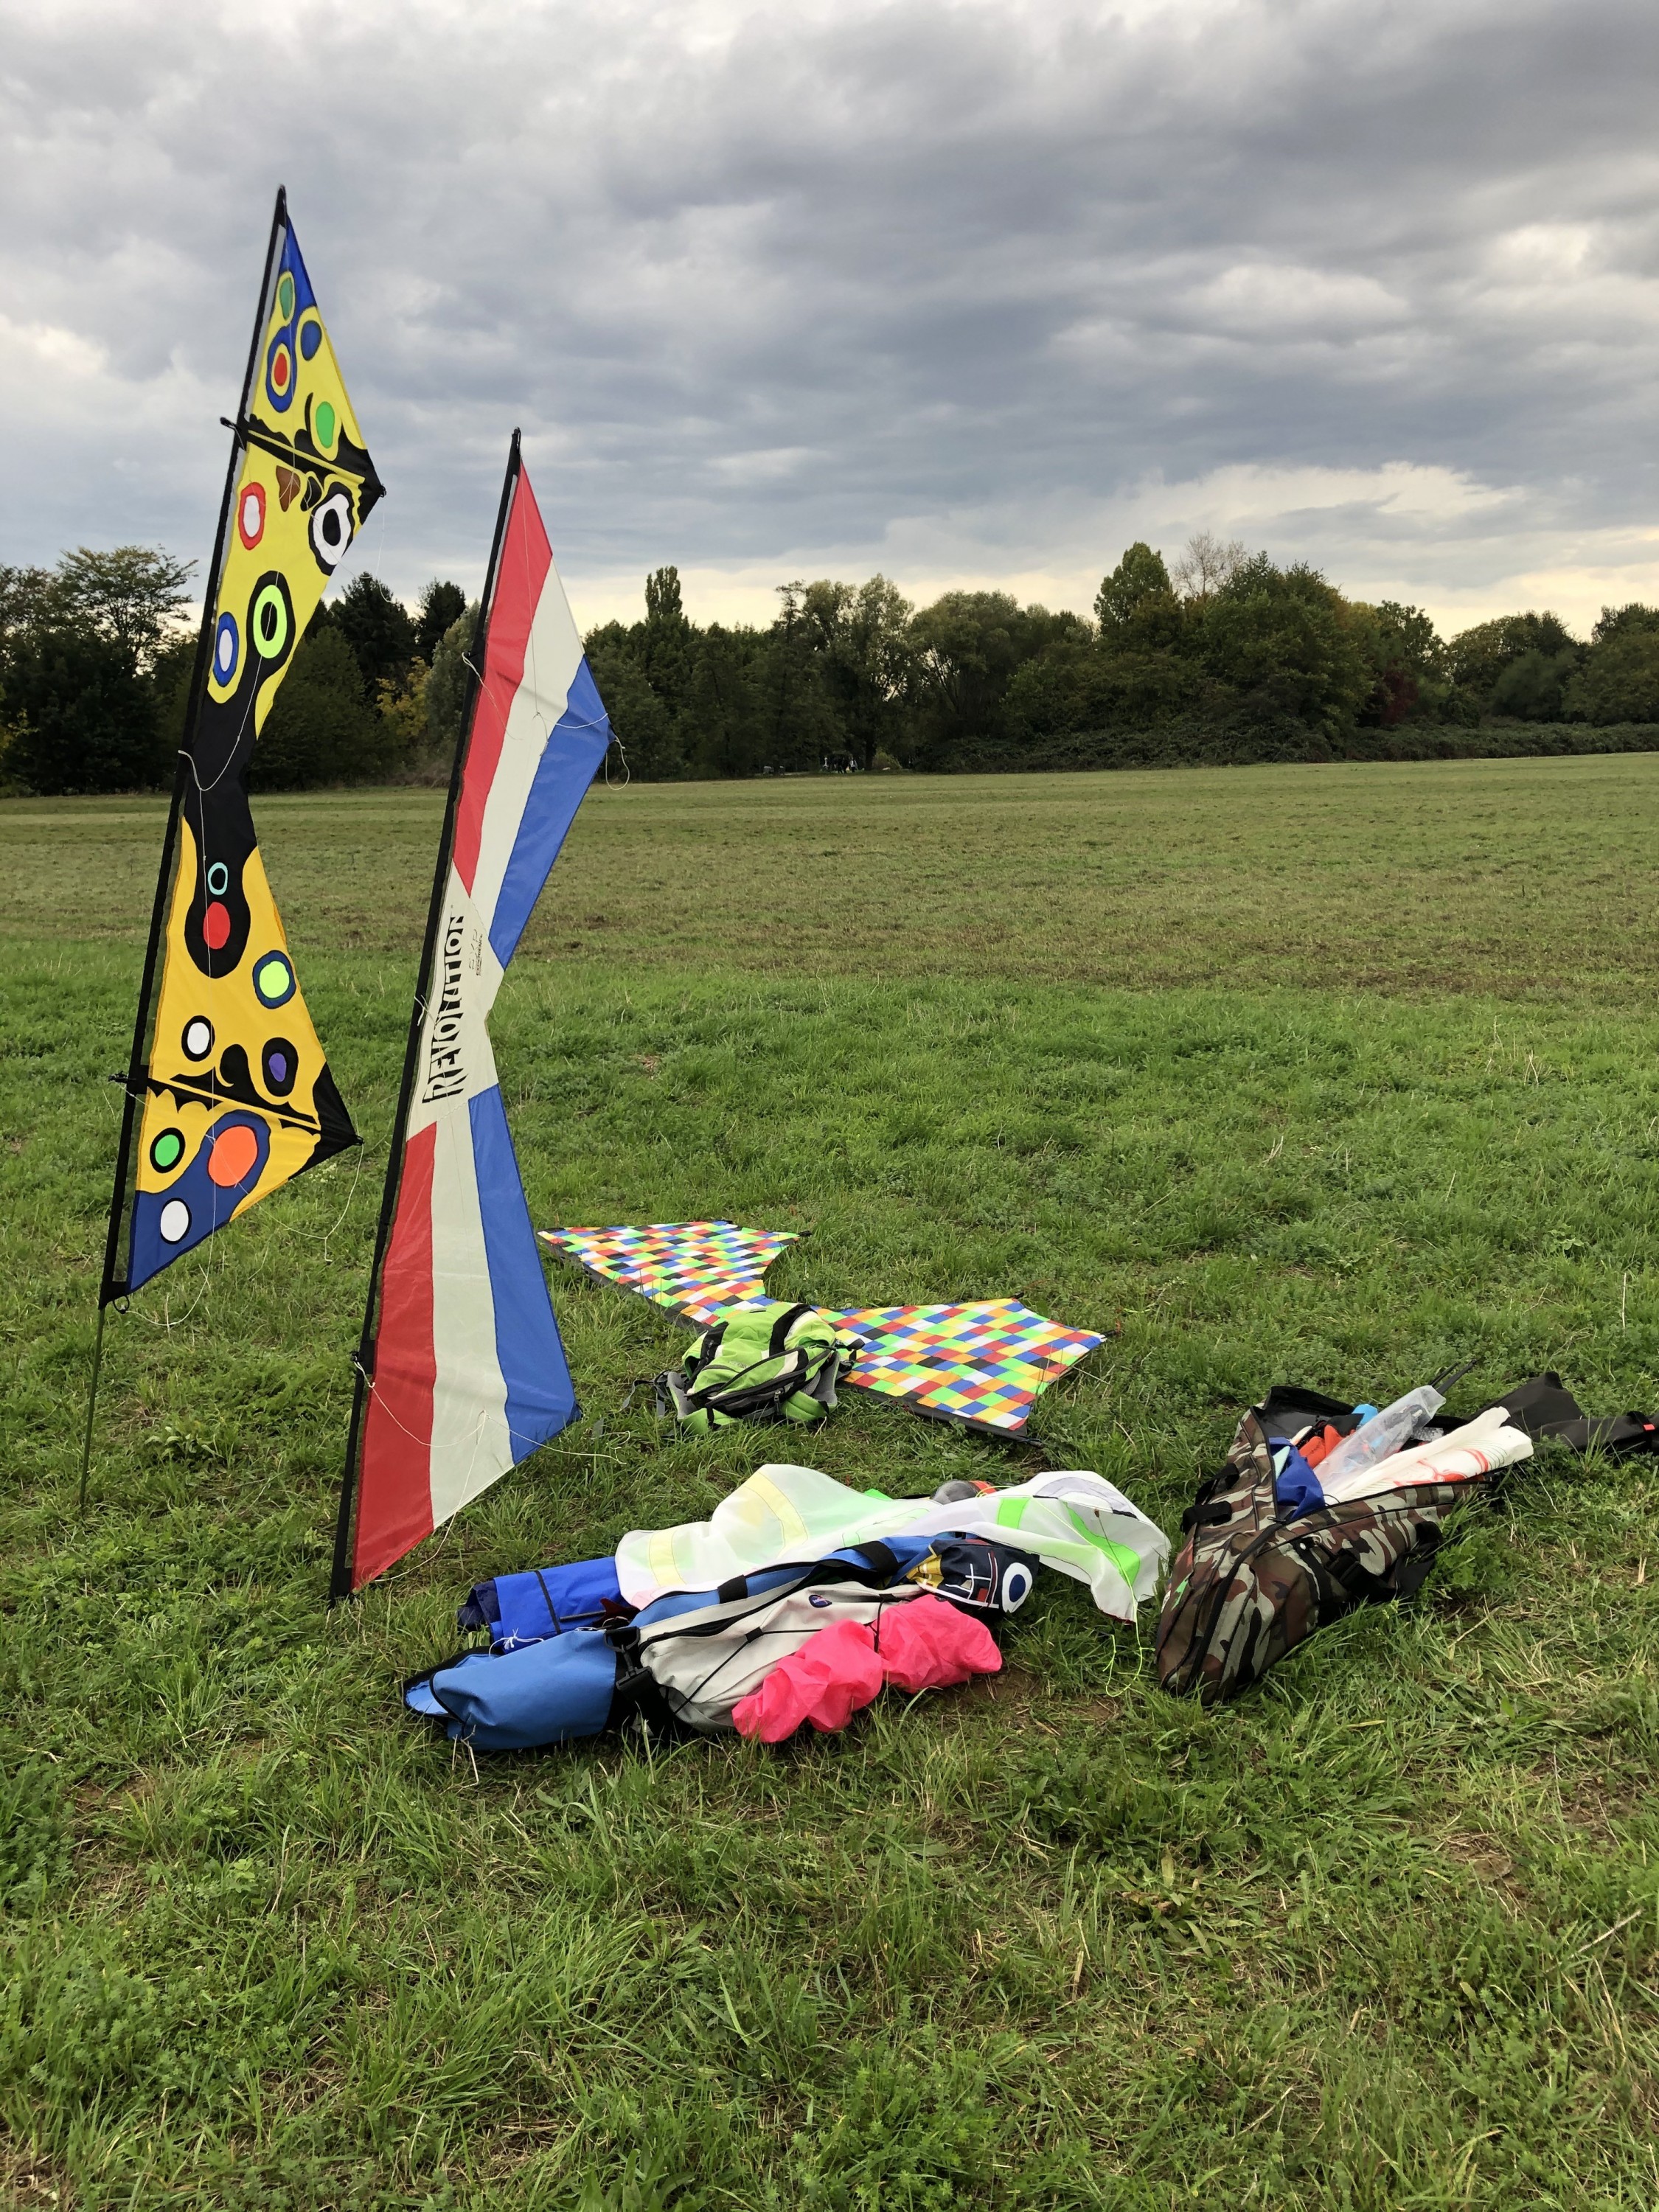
[3,759,1659,2209]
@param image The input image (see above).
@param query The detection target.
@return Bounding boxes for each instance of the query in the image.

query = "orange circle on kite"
[207,1125,260,1187]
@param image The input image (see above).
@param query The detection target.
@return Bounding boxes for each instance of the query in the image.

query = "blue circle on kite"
[252,950,296,1008]
[299,317,322,361]
[214,613,239,684]
[265,334,295,411]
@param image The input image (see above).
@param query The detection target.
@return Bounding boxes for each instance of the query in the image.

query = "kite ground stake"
[77,1304,108,1513]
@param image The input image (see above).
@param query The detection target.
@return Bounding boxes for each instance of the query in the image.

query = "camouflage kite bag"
[1157,1385,1473,1707]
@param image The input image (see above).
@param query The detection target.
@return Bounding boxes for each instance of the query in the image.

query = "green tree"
[334,573,416,700]
[1351,601,1456,728]
[251,626,392,788]
[1197,556,1372,739]
[755,586,842,768]
[907,591,1074,756]
[1446,612,1577,709]
[1095,543,1173,634]
[1564,607,1659,724]
[688,625,762,777]
[1489,647,1579,722]
[414,579,467,666]
[793,575,916,768]
[2,626,166,793]
[0,546,192,793]
[425,603,479,758]
[585,639,683,780]
[46,546,194,667]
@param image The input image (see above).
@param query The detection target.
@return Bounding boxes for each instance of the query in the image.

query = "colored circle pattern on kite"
[252,582,290,662]
[149,1128,185,1174]
[267,336,293,408]
[183,1016,215,1060]
[252,951,296,1008]
[238,481,266,549]
[206,861,229,897]
[128,1111,271,1285]
[214,614,239,686]
[299,313,322,361]
[203,902,231,951]
[308,488,353,574]
[261,1037,298,1096]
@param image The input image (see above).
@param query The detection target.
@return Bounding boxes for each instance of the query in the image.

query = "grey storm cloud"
[4,0,1659,633]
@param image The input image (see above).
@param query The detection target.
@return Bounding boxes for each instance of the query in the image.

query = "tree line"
[8,532,1659,793]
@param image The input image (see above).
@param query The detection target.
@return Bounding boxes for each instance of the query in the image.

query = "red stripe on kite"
[451,473,552,896]
[352,1121,439,1587]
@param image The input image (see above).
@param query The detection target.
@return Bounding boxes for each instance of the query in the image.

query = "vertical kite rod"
[329,430,524,1602]
[82,187,290,1495]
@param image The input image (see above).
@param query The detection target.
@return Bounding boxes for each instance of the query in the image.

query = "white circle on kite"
[159,1199,191,1244]
[184,1016,214,1059]
[1002,1564,1032,1612]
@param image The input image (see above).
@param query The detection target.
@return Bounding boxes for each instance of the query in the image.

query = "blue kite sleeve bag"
[456,1556,627,1650]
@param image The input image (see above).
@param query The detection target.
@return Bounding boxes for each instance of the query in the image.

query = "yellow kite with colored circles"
[123,209,383,1294]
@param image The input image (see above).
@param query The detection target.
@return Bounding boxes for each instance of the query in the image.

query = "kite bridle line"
[82,184,292,1514]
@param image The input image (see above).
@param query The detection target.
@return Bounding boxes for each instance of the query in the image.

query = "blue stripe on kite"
[468,1084,579,1461]
[487,655,613,970]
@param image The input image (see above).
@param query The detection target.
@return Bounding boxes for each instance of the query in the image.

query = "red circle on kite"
[272,347,291,392]
[206,1125,260,1188]
[203,900,230,949]
[238,482,266,549]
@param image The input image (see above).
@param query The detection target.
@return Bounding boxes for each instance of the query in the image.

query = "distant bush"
[933,720,1659,774]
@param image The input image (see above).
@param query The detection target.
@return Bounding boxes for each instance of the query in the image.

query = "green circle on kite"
[256,956,292,1003]
[253,584,289,658]
[150,1128,184,1173]
[276,273,295,321]
[315,400,336,450]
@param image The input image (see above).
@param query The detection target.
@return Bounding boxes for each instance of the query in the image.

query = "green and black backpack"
[655,1299,858,1433]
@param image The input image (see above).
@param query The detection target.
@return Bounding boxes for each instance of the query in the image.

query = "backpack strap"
[768,1302,814,1354]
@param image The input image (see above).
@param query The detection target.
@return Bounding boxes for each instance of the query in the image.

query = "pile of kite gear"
[1158,1371,1659,1707]
[655,1299,858,1432]
[406,1460,1168,1752]
[541,1221,1104,1438]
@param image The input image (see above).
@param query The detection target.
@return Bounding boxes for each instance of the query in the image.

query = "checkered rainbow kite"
[540,1221,1105,1437]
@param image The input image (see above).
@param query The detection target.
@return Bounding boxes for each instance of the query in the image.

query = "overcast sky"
[4,0,1658,638]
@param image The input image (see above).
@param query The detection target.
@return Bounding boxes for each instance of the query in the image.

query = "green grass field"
[3,759,1658,2209]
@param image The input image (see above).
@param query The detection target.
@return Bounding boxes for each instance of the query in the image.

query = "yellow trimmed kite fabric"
[126,218,382,1292]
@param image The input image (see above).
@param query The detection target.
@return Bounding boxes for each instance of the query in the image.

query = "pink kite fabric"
[877,1593,1001,1694]
[731,1596,1002,1742]
[733,1619,885,1741]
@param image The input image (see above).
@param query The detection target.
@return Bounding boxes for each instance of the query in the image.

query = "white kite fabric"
[1318,1405,1533,1506]
[615,1462,1170,1623]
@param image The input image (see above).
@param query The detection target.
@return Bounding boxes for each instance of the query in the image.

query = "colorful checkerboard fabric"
[540,1221,1104,1436]
[824,1300,1104,1436]
[538,1221,800,1326]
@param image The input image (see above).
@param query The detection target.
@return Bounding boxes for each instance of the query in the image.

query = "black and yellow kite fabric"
[117,206,382,1296]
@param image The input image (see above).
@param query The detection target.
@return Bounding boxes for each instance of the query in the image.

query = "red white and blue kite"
[333,437,611,1595]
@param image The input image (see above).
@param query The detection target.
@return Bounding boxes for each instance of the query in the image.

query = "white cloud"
[2,0,1658,647]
